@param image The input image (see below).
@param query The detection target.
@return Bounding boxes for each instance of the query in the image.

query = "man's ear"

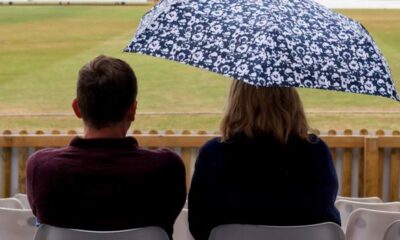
[72,98,82,119]
[127,101,137,122]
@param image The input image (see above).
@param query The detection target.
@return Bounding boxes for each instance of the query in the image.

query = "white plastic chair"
[173,209,194,240]
[335,199,400,230]
[209,222,345,240]
[33,224,169,240]
[13,193,31,209]
[346,208,400,240]
[384,220,400,240]
[336,196,382,203]
[0,207,36,240]
[0,198,24,209]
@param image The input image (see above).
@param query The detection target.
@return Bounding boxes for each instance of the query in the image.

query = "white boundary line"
[0,0,150,5]
[314,0,400,9]
[1,0,400,8]
[0,111,400,117]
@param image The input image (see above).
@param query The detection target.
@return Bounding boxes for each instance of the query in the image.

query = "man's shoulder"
[26,147,72,180]
[28,147,68,165]
[139,147,184,167]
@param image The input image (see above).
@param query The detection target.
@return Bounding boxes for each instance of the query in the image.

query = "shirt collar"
[69,136,139,149]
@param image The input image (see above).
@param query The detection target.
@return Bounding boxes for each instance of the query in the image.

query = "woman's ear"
[72,98,82,119]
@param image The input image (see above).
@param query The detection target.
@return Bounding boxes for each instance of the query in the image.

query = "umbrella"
[125,0,400,101]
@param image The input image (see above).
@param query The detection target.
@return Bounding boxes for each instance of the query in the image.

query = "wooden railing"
[1,129,400,202]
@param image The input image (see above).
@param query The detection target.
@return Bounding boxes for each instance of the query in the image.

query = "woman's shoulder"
[305,133,329,148]
[196,137,224,166]
[200,137,223,150]
[289,133,330,155]
[294,133,325,146]
[295,134,333,161]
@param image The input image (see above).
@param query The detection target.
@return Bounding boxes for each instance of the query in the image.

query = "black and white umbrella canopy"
[125,0,400,101]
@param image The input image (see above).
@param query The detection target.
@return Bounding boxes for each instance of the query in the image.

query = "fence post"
[18,148,28,194]
[181,147,192,191]
[328,130,337,166]
[2,130,12,197]
[358,129,369,197]
[181,130,192,190]
[341,129,353,196]
[364,137,381,197]
[376,130,385,199]
[18,130,29,194]
[2,147,12,198]
[390,130,400,201]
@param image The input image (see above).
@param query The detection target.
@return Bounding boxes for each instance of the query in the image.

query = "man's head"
[73,55,137,129]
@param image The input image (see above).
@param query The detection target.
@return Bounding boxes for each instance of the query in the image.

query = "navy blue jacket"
[188,134,340,240]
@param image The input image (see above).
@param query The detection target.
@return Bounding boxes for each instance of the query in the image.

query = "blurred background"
[0,0,399,132]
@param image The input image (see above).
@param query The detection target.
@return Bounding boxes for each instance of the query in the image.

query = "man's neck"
[83,125,128,139]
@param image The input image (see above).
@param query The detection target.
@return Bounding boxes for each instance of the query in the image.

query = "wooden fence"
[1,129,400,202]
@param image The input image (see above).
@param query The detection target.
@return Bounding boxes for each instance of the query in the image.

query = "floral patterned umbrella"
[125,0,400,101]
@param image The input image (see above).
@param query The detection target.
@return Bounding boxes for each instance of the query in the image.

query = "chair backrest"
[336,196,383,203]
[13,193,31,209]
[34,224,169,240]
[346,208,400,240]
[384,220,400,240]
[0,198,24,209]
[173,209,194,240]
[335,200,400,230]
[0,207,36,240]
[209,223,345,240]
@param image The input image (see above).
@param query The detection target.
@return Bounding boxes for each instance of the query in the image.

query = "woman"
[188,81,340,240]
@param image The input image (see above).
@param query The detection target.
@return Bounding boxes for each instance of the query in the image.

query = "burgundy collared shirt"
[27,136,186,238]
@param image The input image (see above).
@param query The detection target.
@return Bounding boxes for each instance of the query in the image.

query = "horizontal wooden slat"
[136,135,216,147]
[0,134,217,148]
[0,135,72,147]
[0,134,367,148]
[318,136,365,148]
[377,137,400,148]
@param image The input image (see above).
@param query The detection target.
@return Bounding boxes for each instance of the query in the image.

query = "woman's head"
[220,80,309,143]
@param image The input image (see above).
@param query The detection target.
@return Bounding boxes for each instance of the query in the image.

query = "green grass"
[0,6,399,132]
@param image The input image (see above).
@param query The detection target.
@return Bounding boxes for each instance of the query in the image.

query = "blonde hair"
[220,80,309,144]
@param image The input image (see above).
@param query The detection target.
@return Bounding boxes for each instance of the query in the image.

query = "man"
[27,55,186,238]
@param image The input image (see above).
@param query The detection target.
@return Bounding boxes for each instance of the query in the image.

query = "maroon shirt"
[27,136,186,238]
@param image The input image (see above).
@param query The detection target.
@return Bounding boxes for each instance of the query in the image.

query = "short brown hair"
[220,80,309,144]
[77,55,137,129]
